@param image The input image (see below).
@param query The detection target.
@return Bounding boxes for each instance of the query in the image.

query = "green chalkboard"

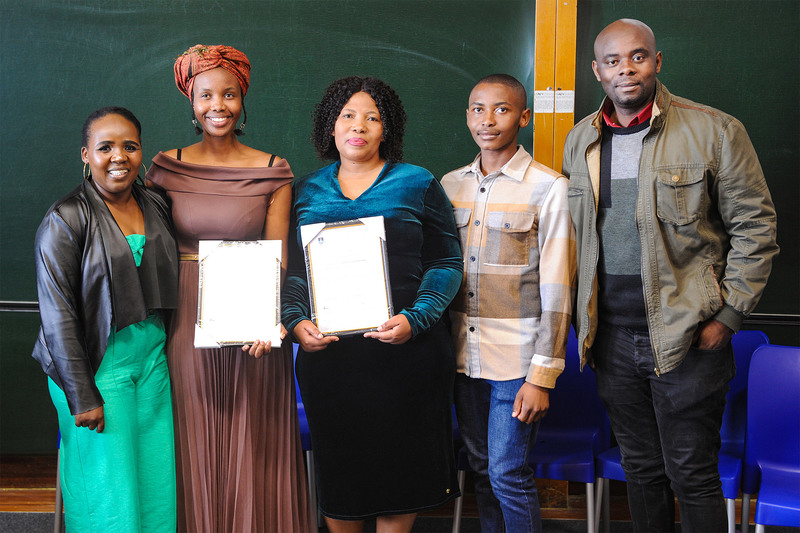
[1,0,537,303]
[1,0,797,453]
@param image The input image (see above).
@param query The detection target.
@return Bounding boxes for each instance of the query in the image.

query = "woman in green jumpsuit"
[32,107,179,531]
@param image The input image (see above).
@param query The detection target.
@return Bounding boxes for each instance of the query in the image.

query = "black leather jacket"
[32,179,179,415]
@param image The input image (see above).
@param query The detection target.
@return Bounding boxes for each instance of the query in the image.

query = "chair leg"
[305,450,320,529]
[754,525,765,533]
[726,498,735,533]
[54,449,63,533]
[593,478,603,533]
[585,482,595,533]
[451,470,466,533]
[594,478,611,533]
[602,478,611,533]
[741,493,751,533]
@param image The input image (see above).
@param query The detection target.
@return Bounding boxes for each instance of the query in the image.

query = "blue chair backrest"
[743,344,800,488]
[721,330,769,455]
[539,326,609,454]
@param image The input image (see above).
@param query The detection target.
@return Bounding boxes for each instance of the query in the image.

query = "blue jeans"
[454,374,542,533]
[593,324,734,533]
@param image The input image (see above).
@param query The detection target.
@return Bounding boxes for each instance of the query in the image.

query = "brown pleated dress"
[147,152,313,533]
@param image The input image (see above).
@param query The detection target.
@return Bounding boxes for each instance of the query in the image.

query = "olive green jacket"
[562,81,778,374]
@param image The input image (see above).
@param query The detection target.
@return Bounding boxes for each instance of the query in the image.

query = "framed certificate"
[194,240,282,348]
[301,216,393,336]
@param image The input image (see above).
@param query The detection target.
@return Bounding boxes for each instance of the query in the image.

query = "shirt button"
[469,327,475,332]
[468,292,474,297]
[671,175,680,182]
[474,220,480,226]
[470,256,476,262]
[479,187,486,193]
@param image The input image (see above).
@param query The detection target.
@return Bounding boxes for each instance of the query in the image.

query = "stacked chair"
[742,344,800,532]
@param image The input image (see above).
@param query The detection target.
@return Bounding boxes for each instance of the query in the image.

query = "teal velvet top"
[282,161,463,338]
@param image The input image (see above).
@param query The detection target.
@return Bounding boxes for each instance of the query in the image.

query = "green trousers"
[50,315,177,532]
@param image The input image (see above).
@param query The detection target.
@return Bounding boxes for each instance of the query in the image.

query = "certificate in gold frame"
[301,216,393,336]
[195,240,282,348]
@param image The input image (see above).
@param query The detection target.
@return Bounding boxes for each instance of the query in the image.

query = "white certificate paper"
[195,240,282,348]
[301,216,393,336]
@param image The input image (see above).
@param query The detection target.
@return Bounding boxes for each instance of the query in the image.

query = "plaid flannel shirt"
[441,146,576,388]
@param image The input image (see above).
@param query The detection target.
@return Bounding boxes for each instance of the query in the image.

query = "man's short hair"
[474,74,528,107]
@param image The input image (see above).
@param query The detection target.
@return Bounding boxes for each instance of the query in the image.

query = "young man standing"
[562,19,778,532]
[442,74,576,532]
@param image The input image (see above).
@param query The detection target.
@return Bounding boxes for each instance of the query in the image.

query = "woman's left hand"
[241,324,288,358]
[364,314,412,345]
[74,406,105,433]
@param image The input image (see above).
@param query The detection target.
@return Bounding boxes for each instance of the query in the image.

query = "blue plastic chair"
[292,343,319,528]
[721,330,769,532]
[452,327,610,533]
[744,344,800,532]
[594,330,769,533]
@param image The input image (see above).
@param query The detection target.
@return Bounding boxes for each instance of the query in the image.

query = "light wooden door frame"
[533,0,577,173]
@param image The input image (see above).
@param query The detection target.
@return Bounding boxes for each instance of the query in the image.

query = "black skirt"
[295,320,460,520]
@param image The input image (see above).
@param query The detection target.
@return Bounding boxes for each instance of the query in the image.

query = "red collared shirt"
[602,100,654,128]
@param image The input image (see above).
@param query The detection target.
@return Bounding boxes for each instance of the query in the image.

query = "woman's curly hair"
[311,76,407,162]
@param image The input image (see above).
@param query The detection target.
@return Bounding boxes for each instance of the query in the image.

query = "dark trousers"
[593,324,734,533]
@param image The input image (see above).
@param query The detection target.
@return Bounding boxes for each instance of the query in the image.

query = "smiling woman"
[190,68,245,138]
[32,106,180,532]
[81,115,142,199]
[145,44,313,533]
[81,114,146,235]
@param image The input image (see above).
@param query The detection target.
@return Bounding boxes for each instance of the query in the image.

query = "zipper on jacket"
[578,134,601,365]
[633,127,666,379]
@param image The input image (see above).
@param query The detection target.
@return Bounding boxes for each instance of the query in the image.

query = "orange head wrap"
[174,44,251,99]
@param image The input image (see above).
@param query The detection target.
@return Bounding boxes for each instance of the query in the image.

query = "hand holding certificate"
[301,216,393,336]
[195,240,283,348]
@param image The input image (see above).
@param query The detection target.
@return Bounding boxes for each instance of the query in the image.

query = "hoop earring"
[234,105,247,136]
[83,163,91,180]
[137,162,148,184]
